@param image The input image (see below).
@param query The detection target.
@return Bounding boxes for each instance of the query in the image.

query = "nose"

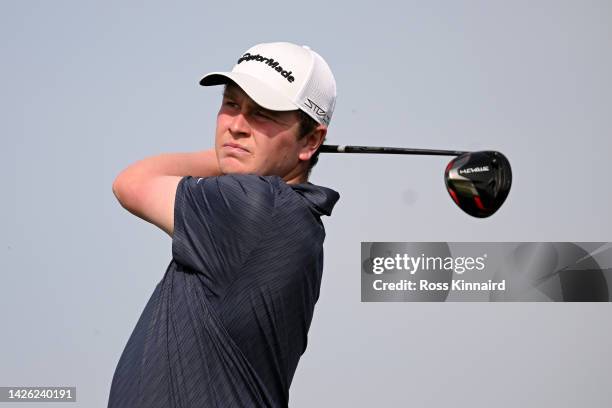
[229,111,251,137]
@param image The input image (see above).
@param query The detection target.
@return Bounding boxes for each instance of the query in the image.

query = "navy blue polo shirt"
[108,174,340,408]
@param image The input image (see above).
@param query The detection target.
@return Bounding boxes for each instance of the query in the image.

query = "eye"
[253,109,274,121]
[223,100,239,109]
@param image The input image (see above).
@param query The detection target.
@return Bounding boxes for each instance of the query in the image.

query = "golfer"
[108,42,339,407]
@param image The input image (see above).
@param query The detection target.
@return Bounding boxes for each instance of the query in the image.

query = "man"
[108,42,339,407]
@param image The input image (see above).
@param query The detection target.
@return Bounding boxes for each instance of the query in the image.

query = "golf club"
[320,145,512,218]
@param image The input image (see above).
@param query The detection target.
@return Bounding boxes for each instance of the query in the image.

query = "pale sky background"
[2,0,612,407]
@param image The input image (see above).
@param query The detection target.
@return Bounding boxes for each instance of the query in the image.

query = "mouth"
[223,142,250,153]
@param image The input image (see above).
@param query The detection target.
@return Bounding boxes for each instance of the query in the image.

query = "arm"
[112,148,222,236]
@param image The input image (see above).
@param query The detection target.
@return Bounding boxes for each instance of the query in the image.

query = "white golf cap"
[199,42,336,126]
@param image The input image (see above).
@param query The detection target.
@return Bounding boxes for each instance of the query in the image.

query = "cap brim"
[199,72,298,111]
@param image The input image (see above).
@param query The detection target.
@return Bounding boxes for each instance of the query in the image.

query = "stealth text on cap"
[237,53,295,83]
[304,98,330,125]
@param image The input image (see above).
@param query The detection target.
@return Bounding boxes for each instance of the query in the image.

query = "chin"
[219,157,253,175]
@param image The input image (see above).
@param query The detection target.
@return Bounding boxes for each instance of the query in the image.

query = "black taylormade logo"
[237,53,295,83]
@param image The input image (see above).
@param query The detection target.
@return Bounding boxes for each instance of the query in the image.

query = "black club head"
[444,151,512,218]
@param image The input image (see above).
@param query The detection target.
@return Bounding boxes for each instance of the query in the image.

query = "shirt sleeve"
[172,174,275,282]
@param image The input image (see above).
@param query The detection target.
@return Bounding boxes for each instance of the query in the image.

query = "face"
[215,83,319,183]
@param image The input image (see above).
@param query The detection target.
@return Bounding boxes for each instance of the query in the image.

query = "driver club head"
[444,151,512,218]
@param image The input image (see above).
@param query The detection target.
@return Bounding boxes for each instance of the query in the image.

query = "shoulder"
[179,174,283,209]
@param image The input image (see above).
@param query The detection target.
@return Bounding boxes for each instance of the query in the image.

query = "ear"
[298,125,327,161]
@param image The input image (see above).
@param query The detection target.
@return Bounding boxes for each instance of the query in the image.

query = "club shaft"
[320,144,468,157]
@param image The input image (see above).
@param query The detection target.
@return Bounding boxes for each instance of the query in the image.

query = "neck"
[284,172,308,185]
[283,163,308,185]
